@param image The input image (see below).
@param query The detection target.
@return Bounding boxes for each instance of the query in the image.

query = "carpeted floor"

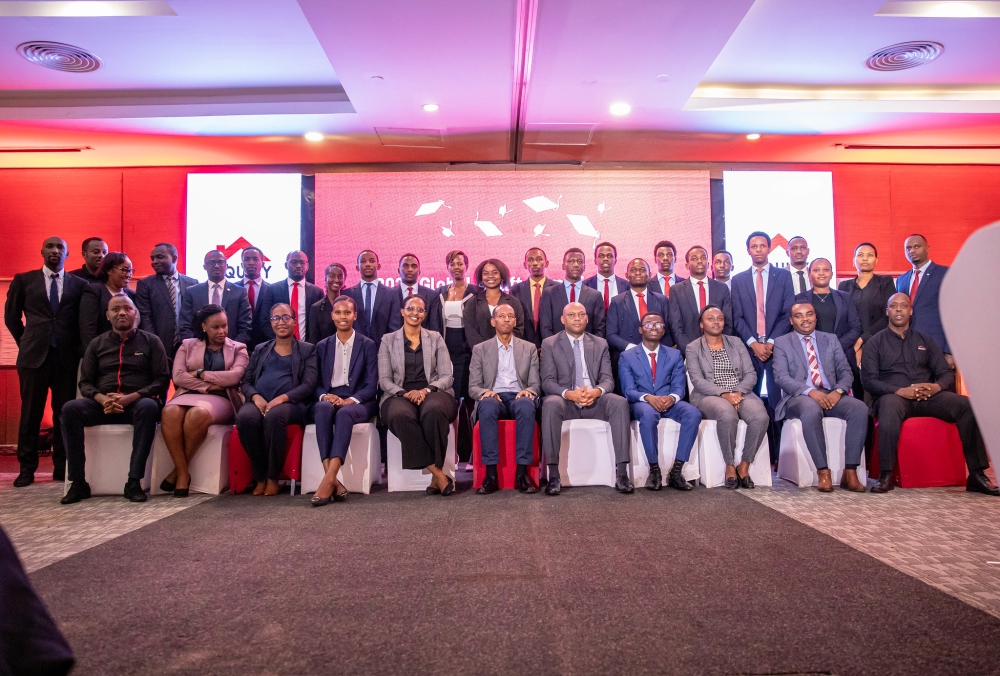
[28,483,1000,676]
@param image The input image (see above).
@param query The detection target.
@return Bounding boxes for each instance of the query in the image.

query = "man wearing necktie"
[606,258,672,389]
[136,242,196,363]
[343,250,403,348]
[538,248,605,339]
[648,240,687,297]
[584,241,628,314]
[510,247,555,348]
[255,250,324,343]
[180,250,253,345]
[236,246,270,353]
[668,245,734,357]
[895,234,954,369]
[394,253,440,332]
[788,236,811,295]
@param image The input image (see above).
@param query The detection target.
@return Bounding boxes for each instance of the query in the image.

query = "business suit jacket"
[377,327,454,400]
[463,289,525,347]
[235,278,270,351]
[136,272,197,359]
[771,331,853,420]
[434,284,475,334]
[241,339,318,405]
[895,262,950,353]
[255,278,324,343]
[394,284,441,333]
[540,331,615,397]
[171,337,249,412]
[510,277,558,347]
[793,289,862,364]
[668,277,733,356]
[685,334,758,407]
[179,281,253,346]
[5,269,87,368]
[646,273,687,296]
[313,331,379,405]
[618,343,687,407]
[584,274,629,304]
[606,288,673,356]
[306,295,338,345]
[467,336,540,421]
[538,283,606,340]
[731,265,795,345]
[79,283,138,351]
[344,281,402,348]
[837,274,896,342]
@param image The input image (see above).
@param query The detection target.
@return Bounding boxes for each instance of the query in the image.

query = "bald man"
[255,250,323,343]
[895,234,953,367]
[179,250,253,345]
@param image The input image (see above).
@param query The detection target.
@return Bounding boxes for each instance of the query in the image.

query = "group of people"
[5,229,995,506]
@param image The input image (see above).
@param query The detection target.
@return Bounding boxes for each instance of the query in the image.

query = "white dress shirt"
[561,333,605,401]
[330,330,359,403]
[162,273,180,316]
[42,267,64,301]
[656,272,680,291]
[908,259,932,295]
[287,278,307,338]
[624,287,650,351]
[242,277,263,310]
[208,281,225,306]
[639,343,680,405]
[688,276,710,312]
[797,331,832,394]
[492,337,520,393]
[596,273,619,299]
[400,283,419,299]
[746,265,775,346]
[791,266,811,294]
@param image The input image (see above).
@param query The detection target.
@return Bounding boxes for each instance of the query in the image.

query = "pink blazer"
[172,337,249,411]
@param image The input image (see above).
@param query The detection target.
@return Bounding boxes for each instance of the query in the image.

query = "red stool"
[871,417,967,488]
[228,424,305,495]
[472,420,541,490]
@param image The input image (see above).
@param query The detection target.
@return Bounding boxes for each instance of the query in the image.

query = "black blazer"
[837,274,897,343]
[344,281,402,348]
[135,273,198,359]
[510,277,558,348]
[179,281,253,345]
[306,295,338,345]
[463,289,525,348]
[235,278,270,352]
[255,278,325,342]
[314,332,379,404]
[794,289,862,365]
[241,339,318,405]
[79,283,138,351]
[646,274,687,296]
[606,289,673,356]
[538,282,606,339]
[394,284,441,333]
[584,274,629,302]
[668,277,733,356]
[4,269,87,368]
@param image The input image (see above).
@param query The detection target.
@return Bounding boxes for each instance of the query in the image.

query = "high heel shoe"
[159,478,176,493]
[173,475,191,497]
[311,493,332,507]
[441,476,455,497]
[333,488,349,502]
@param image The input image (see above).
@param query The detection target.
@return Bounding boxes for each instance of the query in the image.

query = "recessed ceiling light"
[746,133,761,140]
[304,132,324,142]
[609,102,631,116]
[423,103,439,112]
[875,1,1000,17]
[0,1,175,16]
[656,74,670,81]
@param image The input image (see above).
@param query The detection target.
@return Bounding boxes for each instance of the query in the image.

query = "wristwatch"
[196,368,205,378]
[834,388,845,395]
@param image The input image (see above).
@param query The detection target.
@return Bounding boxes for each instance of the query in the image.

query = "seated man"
[310,295,379,507]
[60,295,170,504]
[468,303,541,494]
[540,302,631,495]
[862,293,997,495]
[772,303,869,492]
[619,313,701,491]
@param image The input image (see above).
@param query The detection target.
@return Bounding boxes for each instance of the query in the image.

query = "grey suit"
[539,331,630,470]
[772,331,868,470]
[136,272,197,360]
[468,336,540,417]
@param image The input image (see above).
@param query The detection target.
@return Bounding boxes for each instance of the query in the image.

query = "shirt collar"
[42,267,64,280]
[496,335,513,351]
[338,330,355,347]
[642,343,659,358]
[288,278,300,288]
[914,260,932,274]
[242,277,259,286]
[753,265,770,277]
[564,279,580,290]
[162,272,178,282]
[797,331,817,343]
[210,280,224,289]
[598,273,614,282]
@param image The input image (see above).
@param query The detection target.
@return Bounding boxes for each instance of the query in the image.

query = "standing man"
[4,237,87,486]
[895,234,953,367]
[539,248,605,339]
[136,242,196,363]
[344,250,402,348]
[256,250,323,343]
[794,258,861,366]
[584,241,628,315]
[235,246,269,353]
[788,236,811,294]
[669,245,733,356]
[647,240,686,297]
[69,237,107,284]
[539,302,631,495]
[606,258,672,369]
[713,250,734,289]
[179,250,253,345]
[395,253,440,333]
[510,247,557,348]
[467,304,541,494]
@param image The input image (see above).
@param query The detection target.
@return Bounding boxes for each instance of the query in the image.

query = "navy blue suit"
[179,281,252,346]
[235,279,270,353]
[255,278,324,343]
[584,274,628,309]
[510,277,558,348]
[344,281,402,349]
[312,331,379,462]
[646,273,687,296]
[896,262,950,354]
[539,282,606,339]
[731,264,795,402]
[606,289,673,357]
[794,289,862,365]
[618,344,701,464]
[667,277,733,357]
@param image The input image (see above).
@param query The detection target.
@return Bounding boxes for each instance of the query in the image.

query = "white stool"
[387,424,457,492]
[150,425,232,495]
[301,423,381,495]
[629,419,700,486]
[696,420,772,488]
[778,417,868,487]
[64,424,154,496]
[545,419,616,487]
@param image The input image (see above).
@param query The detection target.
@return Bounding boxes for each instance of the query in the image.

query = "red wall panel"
[122,167,189,278]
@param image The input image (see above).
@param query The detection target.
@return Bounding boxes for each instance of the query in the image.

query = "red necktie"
[247,281,256,315]
[603,278,610,311]
[569,284,576,303]
[407,287,413,298]
[650,351,657,381]
[909,269,921,303]
[805,336,823,388]
[662,276,670,298]
[291,282,300,339]
[698,280,706,310]
[532,282,541,327]
[636,292,647,318]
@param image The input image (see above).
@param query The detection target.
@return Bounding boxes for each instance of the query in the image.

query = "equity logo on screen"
[216,237,273,281]
[767,234,791,269]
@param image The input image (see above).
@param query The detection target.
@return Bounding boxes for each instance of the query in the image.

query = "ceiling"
[3,0,1000,167]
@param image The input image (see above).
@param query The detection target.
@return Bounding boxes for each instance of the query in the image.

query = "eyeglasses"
[642,322,665,329]
[404,306,426,314]
[270,314,295,323]
[116,267,133,275]
[206,260,227,267]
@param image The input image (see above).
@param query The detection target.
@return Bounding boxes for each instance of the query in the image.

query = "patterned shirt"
[709,348,740,391]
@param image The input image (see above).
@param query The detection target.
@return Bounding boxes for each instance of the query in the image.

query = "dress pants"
[476,392,537,466]
[750,354,781,463]
[873,392,988,473]
[61,397,161,483]
[445,327,473,461]
[236,401,306,481]
[313,399,378,462]
[633,400,702,464]
[16,349,78,475]
[540,393,630,465]
[696,393,770,466]
[784,393,868,470]
[381,391,458,470]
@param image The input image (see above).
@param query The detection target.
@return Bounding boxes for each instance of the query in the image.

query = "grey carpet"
[28,482,1000,675]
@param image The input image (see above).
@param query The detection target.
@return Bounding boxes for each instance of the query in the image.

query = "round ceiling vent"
[16,41,101,73]
[864,41,943,71]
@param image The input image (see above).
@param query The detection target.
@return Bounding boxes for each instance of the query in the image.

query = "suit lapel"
[831,290,845,331]
[485,339,500,389]
[583,333,599,384]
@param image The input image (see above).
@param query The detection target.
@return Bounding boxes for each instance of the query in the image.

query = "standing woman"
[307,263,347,344]
[436,251,475,460]
[236,303,318,496]
[79,252,137,348]
[161,304,248,496]
[463,259,525,347]
[379,295,457,495]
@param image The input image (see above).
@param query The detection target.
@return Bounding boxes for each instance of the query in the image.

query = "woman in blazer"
[79,251,137,349]
[463,259,525,348]
[306,262,347,344]
[236,302,318,496]
[379,295,457,495]
[686,305,769,490]
[436,250,476,461]
[161,304,249,496]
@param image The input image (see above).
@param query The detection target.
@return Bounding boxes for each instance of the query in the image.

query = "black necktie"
[797,271,806,294]
[49,273,59,347]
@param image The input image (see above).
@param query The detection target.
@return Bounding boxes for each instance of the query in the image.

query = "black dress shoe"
[645,467,663,491]
[124,479,147,502]
[668,469,693,491]
[13,472,34,488]
[870,470,895,493]
[425,484,441,495]
[738,473,755,489]
[441,476,455,496]
[616,474,635,494]
[159,478,176,493]
[967,471,1000,496]
[476,474,499,495]
[61,481,91,505]
[544,476,561,496]
[310,493,332,507]
[515,474,538,494]
[725,476,740,490]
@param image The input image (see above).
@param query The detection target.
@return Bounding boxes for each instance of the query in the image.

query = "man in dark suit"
[344,250,402,349]
[394,253,440,333]
[255,250,324,343]
[713,250,733,289]
[539,248,605,339]
[510,247,557,348]
[4,237,87,486]
[788,236,812,294]
[607,258,672,367]
[647,240,686,297]
[584,241,628,315]
[136,242,197,362]
[794,258,861,365]
[235,246,270,353]
[669,245,733,356]
[68,236,107,284]
[179,250,253,345]
[895,234,953,367]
